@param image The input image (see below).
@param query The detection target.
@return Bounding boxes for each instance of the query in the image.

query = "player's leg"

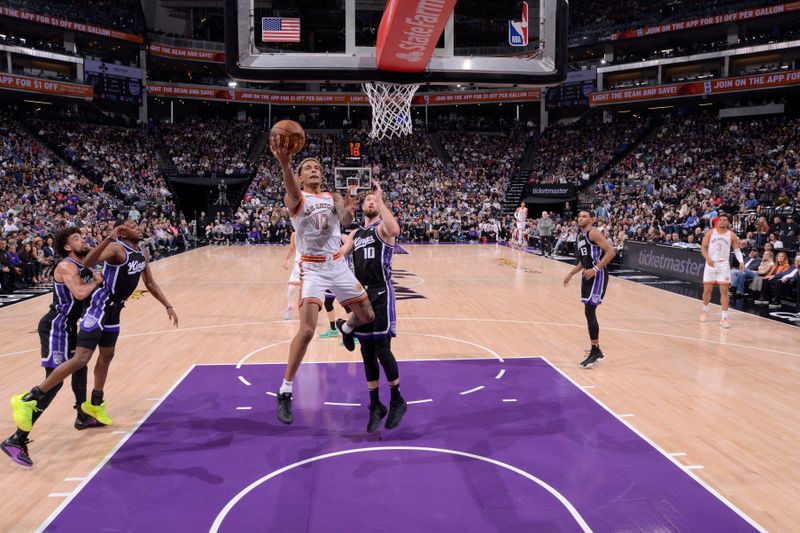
[331,262,373,351]
[1,368,64,468]
[81,332,119,426]
[579,271,607,368]
[719,284,731,328]
[701,264,716,322]
[374,338,406,429]
[717,262,731,328]
[285,262,301,320]
[319,293,339,338]
[277,264,324,424]
[285,282,299,320]
[359,339,387,433]
[71,365,99,429]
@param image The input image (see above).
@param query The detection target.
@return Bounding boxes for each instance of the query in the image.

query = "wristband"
[593,265,600,272]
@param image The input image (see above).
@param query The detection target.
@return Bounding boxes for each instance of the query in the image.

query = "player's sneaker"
[699,311,708,322]
[74,411,104,430]
[367,403,388,433]
[319,329,339,339]
[719,319,731,329]
[336,319,356,352]
[81,401,112,426]
[276,393,293,425]
[10,394,37,432]
[283,307,293,320]
[385,399,407,430]
[0,435,33,468]
[579,347,604,368]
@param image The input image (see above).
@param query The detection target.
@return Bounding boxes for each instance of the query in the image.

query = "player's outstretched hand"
[166,306,179,328]
[563,273,573,287]
[109,225,125,241]
[269,135,292,167]
[371,179,384,201]
[346,184,359,205]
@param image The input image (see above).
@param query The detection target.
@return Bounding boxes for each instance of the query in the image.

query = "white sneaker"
[720,319,731,329]
[699,311,708,323]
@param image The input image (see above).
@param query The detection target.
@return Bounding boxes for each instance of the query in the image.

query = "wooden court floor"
[0,244,798,531]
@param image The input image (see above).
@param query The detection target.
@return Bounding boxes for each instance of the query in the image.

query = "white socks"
[702,305,709,313]
[721,311,728,320]
[279,379,292,395]
[341,321,354,334]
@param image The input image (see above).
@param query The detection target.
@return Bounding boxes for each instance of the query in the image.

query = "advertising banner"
[623,241,705,282]
[0,7,143,44]
[0,73,92,99]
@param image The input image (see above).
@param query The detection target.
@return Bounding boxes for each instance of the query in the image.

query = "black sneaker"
[367,403,388,433]
[385,399,407,430]
[579,347,604,368]
[276,392,293,425]
[336,319,356,352]
[1,435,33,468]
[74,411,104,430]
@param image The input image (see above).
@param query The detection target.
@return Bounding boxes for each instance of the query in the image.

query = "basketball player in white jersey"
[514,202,528,248]
[700,213,744,328]
[283,231,301,320]
[270,136,374,425]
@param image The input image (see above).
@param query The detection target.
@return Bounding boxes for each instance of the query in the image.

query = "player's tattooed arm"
[83,225,125,268]
[333,186,357,227]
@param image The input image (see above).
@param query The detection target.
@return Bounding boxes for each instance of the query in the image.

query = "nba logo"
[508,2,528,47]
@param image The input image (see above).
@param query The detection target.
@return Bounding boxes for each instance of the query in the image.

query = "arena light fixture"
[228,81,237,88]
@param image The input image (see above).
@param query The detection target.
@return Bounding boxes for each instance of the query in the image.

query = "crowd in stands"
[0,111,191,293]
[609,28,800,66]
[1,102,798,307]
[159,118,260,177]
[569,0,780,39]
[6,0,145,35]
[528,116,649,186]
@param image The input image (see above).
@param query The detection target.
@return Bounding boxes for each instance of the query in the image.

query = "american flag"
[261,17,301,42]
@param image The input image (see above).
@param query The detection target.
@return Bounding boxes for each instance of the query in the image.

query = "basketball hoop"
[362,82,420,140]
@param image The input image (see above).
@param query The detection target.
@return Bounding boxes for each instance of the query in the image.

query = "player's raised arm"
[339,230,356,258]
[373,180,400,240]
[333,184,358,228]
[270,135,302,214]
[83,225,125,268]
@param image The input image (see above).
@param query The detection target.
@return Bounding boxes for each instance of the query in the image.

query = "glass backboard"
[225,0,568,87]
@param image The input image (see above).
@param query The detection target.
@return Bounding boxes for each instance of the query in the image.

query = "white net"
[362,82,420,140]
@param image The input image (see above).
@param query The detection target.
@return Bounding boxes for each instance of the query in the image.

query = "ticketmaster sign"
[623,241,704,282]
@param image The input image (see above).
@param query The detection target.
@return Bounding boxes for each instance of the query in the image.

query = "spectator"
[730,248,761,298]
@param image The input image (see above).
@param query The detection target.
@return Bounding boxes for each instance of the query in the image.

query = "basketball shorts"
[703,261,731,284]
[581,268,608,307]
[38,313,77,369]
[354,284,397,339]
[77,293,124,350]
[288,262,301,285]
[300,257,367,309]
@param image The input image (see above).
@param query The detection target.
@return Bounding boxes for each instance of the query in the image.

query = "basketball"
[270,120,305,155]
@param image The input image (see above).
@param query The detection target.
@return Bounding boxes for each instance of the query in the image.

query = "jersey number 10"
[363,247,375,259]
